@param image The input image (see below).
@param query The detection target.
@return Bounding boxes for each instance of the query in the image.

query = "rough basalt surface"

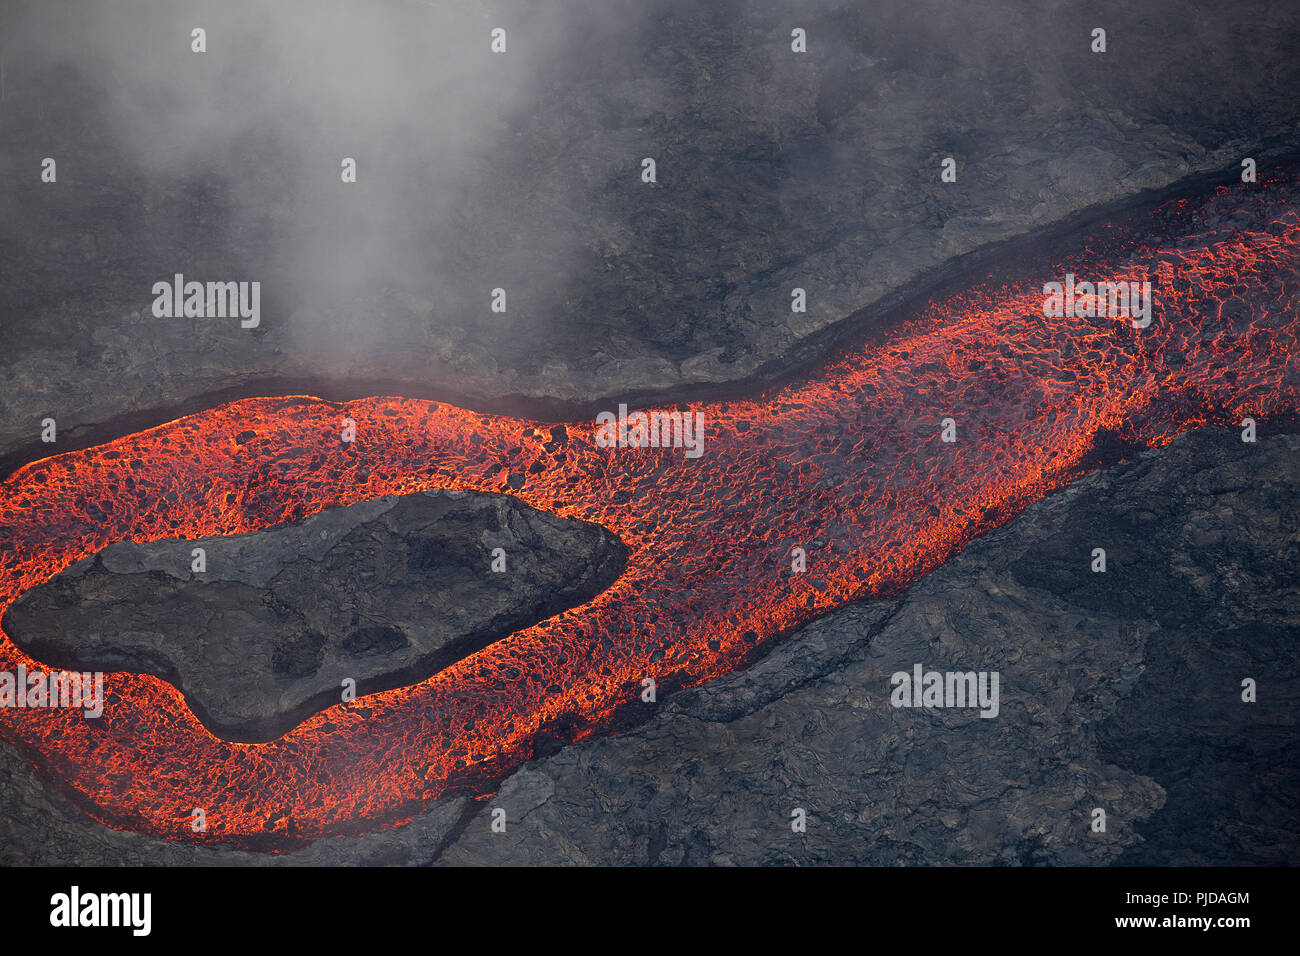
[0,425,1294,864]
[3,490,627,742]
[434,428,1299,866]
[4,0,1300,469]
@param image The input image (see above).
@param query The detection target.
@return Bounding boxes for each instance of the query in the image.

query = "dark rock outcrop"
[436,427,1298,866]
[3,490,627,741]
[4,0,1300,467]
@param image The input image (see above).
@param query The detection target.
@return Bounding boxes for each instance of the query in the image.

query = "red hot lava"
[1,174,1298,848]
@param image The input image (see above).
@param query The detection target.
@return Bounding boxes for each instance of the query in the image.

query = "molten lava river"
[2,174,1298,849]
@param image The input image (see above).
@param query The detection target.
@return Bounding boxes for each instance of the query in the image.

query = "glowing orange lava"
[1,174,1297,848]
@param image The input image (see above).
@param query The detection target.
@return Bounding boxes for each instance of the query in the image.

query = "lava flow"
[1,172,1298,849]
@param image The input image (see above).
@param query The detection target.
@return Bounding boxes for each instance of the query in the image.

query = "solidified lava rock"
[3,491,626,742]
[5,1,1300,469]
[435,427,1299,866]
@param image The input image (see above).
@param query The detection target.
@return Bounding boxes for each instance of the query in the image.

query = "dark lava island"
[4,491,626,741]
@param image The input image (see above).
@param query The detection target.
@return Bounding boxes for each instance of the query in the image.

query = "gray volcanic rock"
[3,490,627,741]
[0,425,1294,864]
[436,427,1299,866]
[4,0,1300,465]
